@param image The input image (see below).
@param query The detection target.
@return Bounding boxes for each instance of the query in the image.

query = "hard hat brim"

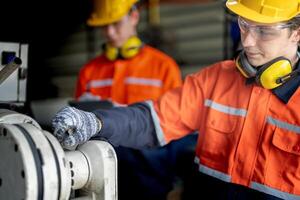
[87,15,124,27]
[226,1,299,24]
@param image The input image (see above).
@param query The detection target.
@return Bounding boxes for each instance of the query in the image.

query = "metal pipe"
[0,57,22,85]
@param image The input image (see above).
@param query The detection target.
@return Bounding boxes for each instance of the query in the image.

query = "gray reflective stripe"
[204,99,247,117]
[194,156,300,199]
[144,100,166,146]
[125,77,162,87]
[267,116,300,134]
[87,79,113,89]
[194,157,231,183]
[251,182,300,200]
[78,92,101,101]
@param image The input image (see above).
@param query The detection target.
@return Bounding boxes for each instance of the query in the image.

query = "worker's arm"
[161,59,183,91]
[52,102,161,150]
[92,102,161,149]
[52,65,211,150]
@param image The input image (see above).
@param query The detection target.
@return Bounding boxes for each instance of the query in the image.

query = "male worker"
[75,0,184,199]
[75,0,182,104]
[52,0,300,199]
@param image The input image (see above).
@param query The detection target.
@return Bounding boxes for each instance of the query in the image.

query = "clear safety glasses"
[237,17,293,41]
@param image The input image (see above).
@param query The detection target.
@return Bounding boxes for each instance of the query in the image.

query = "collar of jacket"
[272,71,300,104]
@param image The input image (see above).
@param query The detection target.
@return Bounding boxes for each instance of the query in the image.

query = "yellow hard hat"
[87,0,138,26]
[226,0,300,23]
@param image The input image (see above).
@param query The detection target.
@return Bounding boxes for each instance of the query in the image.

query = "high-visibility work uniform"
[93,60,300,199]
[75,45,182,104]
[154,60,300,199]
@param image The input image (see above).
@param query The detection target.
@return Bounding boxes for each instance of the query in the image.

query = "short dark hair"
[287,15,300,30]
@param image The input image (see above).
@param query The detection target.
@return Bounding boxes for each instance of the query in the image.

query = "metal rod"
[0,57,22,85]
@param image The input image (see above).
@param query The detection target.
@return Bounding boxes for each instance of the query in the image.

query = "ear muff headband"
[235,51,257,78]
[235,51,293,89]
[104,36,143,61]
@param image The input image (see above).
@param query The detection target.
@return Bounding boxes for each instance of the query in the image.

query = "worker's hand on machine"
[52,106,102,149]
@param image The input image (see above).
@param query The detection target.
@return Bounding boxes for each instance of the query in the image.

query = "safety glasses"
[238,17,293,41]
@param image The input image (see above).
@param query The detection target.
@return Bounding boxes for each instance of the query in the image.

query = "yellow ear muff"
[257,58,292,89]
[120,36,143,59]
[103,36,143,61]
[235,51,294,89]
[105,43,119,61]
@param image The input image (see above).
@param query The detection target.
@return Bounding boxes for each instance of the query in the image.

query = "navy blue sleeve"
[91,102,159,149]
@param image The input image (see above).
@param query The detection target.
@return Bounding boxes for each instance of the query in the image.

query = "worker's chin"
[107,41,122,48]
[247,58,264,68]
[245,52,264,67]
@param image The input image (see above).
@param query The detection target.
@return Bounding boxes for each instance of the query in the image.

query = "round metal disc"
[0,124,38,200]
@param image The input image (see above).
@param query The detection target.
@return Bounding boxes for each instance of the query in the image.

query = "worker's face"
[101,10,139,48]
[239,17,300,67]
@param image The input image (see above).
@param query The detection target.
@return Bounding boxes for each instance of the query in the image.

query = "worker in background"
[53,0,300,199]
[75,0,182,105]
[74,0,186,199]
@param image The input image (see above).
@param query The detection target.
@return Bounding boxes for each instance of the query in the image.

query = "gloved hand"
[52,106,102,149]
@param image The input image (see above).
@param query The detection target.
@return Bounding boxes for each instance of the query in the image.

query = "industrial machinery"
[0,42,28,103]
[0,42,118,200]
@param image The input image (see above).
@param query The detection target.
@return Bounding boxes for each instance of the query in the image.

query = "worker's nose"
[241,31,257,48]
[102,25,116,38]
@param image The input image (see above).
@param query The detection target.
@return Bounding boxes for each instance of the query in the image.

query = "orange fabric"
[154,60,300,195]
[75,45,182,104]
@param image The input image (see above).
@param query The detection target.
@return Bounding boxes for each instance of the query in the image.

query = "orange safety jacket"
[75,45,182,104]
[153,60,300,199]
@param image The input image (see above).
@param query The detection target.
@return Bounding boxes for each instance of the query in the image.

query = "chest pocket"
[204,99,245,133]
[199,100,246,170]
[272,127,300,156]
[265,117,300,189]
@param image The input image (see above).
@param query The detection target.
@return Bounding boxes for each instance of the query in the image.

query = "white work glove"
[52,106,102,149]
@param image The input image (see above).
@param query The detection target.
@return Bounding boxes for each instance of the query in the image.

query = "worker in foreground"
[75,0,182,104]
[52,0,300,199]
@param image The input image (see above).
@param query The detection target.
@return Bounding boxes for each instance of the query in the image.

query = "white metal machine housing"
[0,109,118,200]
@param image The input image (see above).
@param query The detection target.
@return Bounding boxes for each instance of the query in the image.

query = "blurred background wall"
[0,0,234,101]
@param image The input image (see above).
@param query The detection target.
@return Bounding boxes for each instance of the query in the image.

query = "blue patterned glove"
[52,106,102,148]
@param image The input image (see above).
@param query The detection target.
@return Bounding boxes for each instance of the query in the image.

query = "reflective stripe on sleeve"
[204,99,247,117]
[144,100,166,146]
[87,79,113,89]
[125,77,163,87]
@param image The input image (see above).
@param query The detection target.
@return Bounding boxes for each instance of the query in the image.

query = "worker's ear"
[290,27,300,43]
[129,9,140,27]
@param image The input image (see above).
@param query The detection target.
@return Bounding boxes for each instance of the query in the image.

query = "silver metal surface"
[0,42,28,102]
[0,57,22,85]
[0,109,117,200]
